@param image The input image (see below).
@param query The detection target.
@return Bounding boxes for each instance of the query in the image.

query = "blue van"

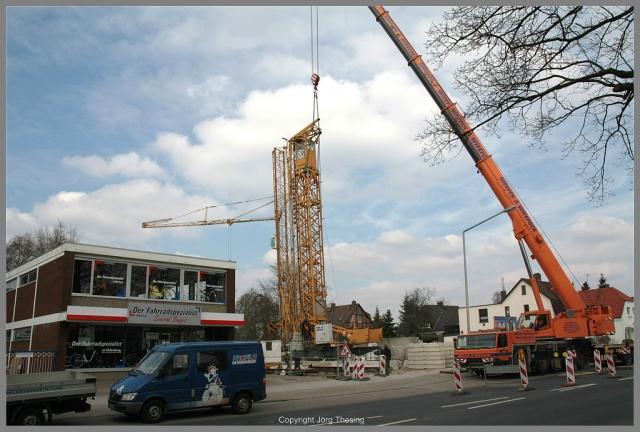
[108,341,266,423]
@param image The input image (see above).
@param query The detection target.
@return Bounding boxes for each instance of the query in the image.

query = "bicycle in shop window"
[149,283,178,300]
[68,347,104,369]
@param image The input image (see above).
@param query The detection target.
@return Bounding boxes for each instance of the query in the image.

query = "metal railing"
[6,351,56,375]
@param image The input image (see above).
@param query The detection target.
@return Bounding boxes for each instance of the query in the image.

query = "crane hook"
[311,73,320,90]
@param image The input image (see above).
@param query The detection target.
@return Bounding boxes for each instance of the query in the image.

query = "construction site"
[5,4,634,427]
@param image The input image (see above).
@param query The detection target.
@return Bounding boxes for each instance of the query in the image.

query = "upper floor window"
[505,306,510,317]
[93,260,127,297]
[479,308,489,324]
[72,257,227,304]
[521,285,526,295]
[199,271,226,303]
[148,266,180,300]
[524,304,530,313]
[18,270,37,287]
[6,278,17,291]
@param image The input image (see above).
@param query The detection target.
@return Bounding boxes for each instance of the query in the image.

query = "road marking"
[467,397,526,410]
[441,397,509,408]
[366,416,383,419]
[619,377,634,381]
[377,418,417,426]
[549,383,597,392]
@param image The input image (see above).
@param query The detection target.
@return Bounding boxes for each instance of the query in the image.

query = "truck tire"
[140,399,166,423]
[535,357,550,375]
[231,392,252,414]
[15,407,46,425]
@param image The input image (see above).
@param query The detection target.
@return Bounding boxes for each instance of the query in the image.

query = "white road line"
[549,383,597,392]
[377,418,417,426]
[366,416,383,419]
[467,397,526,410]
[441,396,509,408]
[619,377,634,381]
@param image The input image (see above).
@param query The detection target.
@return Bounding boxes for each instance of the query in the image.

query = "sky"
[5,6,635,322]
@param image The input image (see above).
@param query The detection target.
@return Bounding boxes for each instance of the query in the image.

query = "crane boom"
[142,217,274,228]
[369,5,586,312]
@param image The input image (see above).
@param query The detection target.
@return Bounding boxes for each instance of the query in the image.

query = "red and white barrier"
[606,352,616,377]
[343,357,351,379]
[564,350,576,386]
[452,360,465,394]
[519,356,529,389]
[379,354,386,376]
[594,349,602,373]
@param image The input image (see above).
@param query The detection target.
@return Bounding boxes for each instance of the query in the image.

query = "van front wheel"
[232,392,253,414]
[141,399,166,423]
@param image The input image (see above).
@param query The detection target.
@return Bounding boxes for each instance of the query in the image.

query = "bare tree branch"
[420,6,634,204]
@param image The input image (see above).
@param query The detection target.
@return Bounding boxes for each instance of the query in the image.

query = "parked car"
[108,341,266,423]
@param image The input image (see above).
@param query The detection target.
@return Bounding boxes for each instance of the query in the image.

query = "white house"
[578,286,634,344]
[458,274,565,334]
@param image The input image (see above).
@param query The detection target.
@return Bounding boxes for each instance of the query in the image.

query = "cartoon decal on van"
[194,363,225,407]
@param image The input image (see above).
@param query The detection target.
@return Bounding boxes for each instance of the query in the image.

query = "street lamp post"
[462,206,515,334]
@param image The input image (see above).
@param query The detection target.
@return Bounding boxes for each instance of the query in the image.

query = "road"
[52,367,633,426]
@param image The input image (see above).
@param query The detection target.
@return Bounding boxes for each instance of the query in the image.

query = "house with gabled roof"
[458,273,565,334]
[578,285,634,344]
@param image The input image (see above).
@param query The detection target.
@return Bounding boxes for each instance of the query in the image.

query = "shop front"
[63,302,242,370]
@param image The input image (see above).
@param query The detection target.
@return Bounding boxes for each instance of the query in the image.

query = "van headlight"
[121,393,138,401]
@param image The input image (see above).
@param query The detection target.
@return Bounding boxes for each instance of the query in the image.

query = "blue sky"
[6,6,634,319]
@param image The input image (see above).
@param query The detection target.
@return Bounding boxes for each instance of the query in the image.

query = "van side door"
[192,350,230,408]
[156,351,193,411]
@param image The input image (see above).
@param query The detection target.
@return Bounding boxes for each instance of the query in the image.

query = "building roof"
[6,242,236,279]
[327,300,371,328]
[578,287,633,319]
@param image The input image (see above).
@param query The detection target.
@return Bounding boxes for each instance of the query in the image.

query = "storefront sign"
[128,302,201,326]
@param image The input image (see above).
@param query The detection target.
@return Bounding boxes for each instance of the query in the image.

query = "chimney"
[330,302,336,309]
[437,300,444,306]
[533,273,542,282]
[351,300,357,309]
[500,289,507,302]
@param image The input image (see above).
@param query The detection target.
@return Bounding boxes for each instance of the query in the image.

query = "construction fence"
[6,351,56,375]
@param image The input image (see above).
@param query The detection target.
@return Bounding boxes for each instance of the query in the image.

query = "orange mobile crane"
[370,6,615,373]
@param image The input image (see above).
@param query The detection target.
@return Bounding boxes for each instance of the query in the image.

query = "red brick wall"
[6,290,15,323]
[35,253,75,317]
[13,283,36,322]
[226,269,236,313]
[31,322,67,371]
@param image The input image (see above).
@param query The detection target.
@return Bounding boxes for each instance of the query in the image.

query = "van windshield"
[456,334,496,349]
[134,351,171,375]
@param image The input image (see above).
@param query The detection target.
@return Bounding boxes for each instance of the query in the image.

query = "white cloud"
[150,71,443,204]
[5,179,232,246]
[62,152,165,179]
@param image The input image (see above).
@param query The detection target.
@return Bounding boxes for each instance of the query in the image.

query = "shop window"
[183,270,198,301]
[130,265,148,298]
[18,269,37,287]
[73,260,92,294]
[199,272,226,303]
[6,278,17,291]
[12,327,31,342]
[197,351,227,373]
[93,260,127,297]
[479,308,488,324]
[148,266,180,300]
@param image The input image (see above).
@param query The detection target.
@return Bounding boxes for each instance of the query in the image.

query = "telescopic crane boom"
[370,5,613,339]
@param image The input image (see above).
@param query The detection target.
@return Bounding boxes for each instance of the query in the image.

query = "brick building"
[6,243,244,371]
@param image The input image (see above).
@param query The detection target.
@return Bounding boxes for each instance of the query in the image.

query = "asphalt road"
[52,366,634,426]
